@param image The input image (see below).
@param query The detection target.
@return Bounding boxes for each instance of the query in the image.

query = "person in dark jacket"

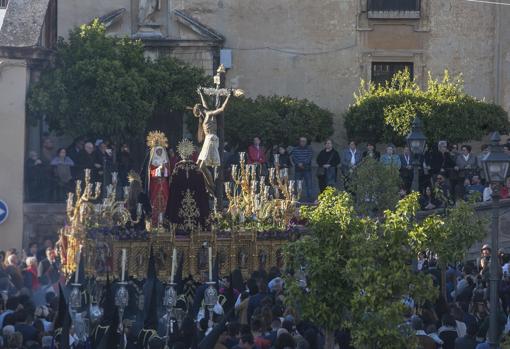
[316,140,340,193]
[362,142,380,160]
[76,142,100,182]
[454,321,479,349]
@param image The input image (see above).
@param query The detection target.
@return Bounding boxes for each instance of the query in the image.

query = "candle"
[95,182,102,196]
[67,193,74,211]
[79,205,85,221]
[123,186,130,200]
[136,203,142,217]
[171,248,177,283]
[74,245,82,284]
[121,249,127,282]
[274,154,280,164]
[208,247,213,282]
[111,172,118,184]
[158,213,163,225]
[289,180,295,193]
[231,165,238,180]
[269,168,275,181]
[84,169,91,180]
[239,152,246,163]
[107,184,113,196]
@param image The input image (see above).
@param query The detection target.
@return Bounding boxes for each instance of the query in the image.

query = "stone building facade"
[0,0,508,248]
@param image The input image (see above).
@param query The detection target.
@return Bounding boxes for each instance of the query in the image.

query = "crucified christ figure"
[193,87,232,196]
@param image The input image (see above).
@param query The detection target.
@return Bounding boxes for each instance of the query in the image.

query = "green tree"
[284,188,356,348]
[223,95,334,149]
[348,157,402,216]
[27,20,207,144]
[411,199,485,268]
[347,194,437,349]
[285,189,484,349]
[344,70,509,146]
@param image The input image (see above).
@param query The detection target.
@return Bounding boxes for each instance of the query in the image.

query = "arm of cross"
[197,88,209,110]
[210,92,232,116]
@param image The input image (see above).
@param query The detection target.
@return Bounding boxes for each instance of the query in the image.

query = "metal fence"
[367,0,420,12]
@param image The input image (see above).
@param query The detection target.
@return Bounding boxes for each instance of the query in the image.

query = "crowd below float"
[1,237,510,348]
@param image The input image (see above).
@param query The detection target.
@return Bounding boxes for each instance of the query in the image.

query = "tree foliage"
[27,20,207,144]
[221,96,334,149]
[285,189,484,349]
[344,70,509,146]
[285,189,356,334]
[347,194,437,349]
[348,157,402,216]
[410,199,486,268]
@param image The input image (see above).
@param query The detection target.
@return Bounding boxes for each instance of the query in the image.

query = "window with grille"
[367,0,420,19]
[371,62,414,85]
[0,0,8,9]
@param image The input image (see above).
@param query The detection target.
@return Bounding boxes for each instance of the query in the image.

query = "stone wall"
[55,0,510,145]
[22,203,66,246]
[22,199,510,263]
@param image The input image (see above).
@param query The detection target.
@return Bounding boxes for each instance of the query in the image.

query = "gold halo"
[127,170,141,183]
[177,139,195,160]
[146,131,168,149]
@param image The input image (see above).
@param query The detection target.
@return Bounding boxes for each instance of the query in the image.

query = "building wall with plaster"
[57,0,509,144]
[0,60,28,250]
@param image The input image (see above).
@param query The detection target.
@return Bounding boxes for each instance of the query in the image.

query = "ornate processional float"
[57,66,306,285]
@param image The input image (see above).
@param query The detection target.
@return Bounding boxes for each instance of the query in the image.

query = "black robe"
[166,161,210,234]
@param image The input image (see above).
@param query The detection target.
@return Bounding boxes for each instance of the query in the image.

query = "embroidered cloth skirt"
[198,134,220,167]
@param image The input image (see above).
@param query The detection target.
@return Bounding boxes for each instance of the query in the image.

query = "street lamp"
[483,131,510,349]
[406,117,427,192]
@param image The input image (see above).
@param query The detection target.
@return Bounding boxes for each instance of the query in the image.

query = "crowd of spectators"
[0,240,61,348]
[223,136,510,206]
[26,134,510,208]
[26,136,132,203]
[407,245,510,348]
[2,239,510,348]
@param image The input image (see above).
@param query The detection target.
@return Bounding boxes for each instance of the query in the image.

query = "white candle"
[121,249,126,282]
[74,245,82,284]
[208,247,213,282]
[136,203,142,217]
[158,213,163,225]
[171,248,177,283]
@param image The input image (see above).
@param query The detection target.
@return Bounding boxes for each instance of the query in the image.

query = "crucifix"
[194,64,243,211]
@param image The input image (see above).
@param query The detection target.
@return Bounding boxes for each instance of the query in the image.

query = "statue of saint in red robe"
[148,146,170,226]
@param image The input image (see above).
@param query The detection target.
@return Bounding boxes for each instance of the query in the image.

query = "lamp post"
[406,117,427,192]
[482,131,510,349]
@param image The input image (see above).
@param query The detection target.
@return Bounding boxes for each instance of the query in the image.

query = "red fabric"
[28,266,40,290]
[501,186,509,199]
[254,336,271,349]
[247,145,266,164]
[149,163,170,225]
